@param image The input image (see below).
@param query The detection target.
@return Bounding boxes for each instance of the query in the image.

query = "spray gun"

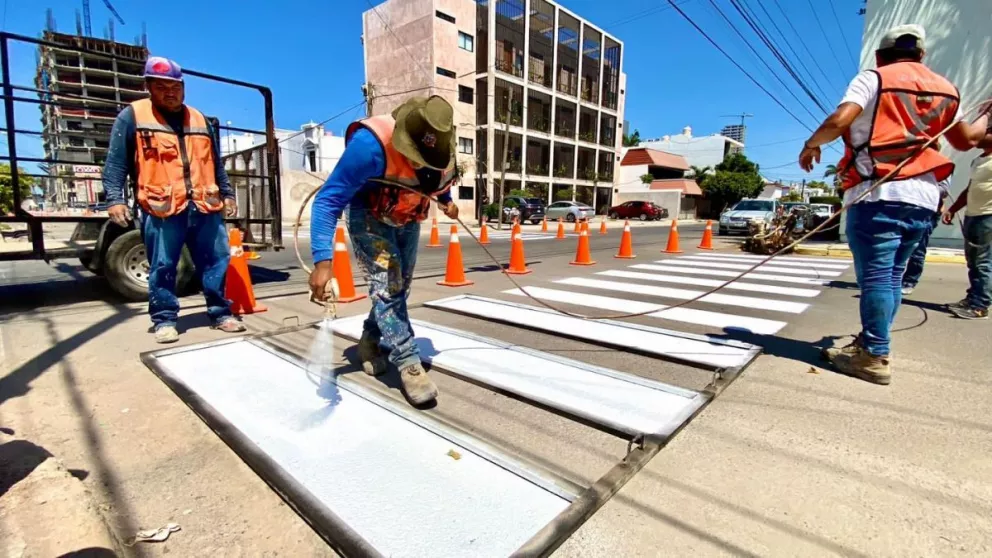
[310,278,340,323]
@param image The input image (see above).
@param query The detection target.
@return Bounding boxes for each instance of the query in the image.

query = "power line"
[770,0,847,94]
[603,0,692,30]
[828,0,859,67]
[804,0,849,80]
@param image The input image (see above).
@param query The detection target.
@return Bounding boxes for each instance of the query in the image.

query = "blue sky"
[3,0,866,183]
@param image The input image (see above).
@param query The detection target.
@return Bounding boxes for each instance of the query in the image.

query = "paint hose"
[292,100,991,321]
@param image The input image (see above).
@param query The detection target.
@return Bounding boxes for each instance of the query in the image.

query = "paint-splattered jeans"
[142,205,232,329]
[347,206,421,370]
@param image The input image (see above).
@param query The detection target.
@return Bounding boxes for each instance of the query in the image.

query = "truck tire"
[104,230,195,302]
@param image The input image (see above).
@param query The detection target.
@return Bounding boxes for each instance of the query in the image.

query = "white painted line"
[598,269,821,298]
[155,341,570,556]
[680,254,849,270]
[700,252,851,265]
[631,264,829,286]
[506,287,787,335]
[654,259,842,277]
[425,295,761,371]
[557,277,809,314]
[331,315,707,438]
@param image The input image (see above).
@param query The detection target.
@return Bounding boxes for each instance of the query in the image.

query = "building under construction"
[35,21,147,207]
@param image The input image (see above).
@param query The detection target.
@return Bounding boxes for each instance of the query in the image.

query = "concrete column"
[520,0,530,181]
[486,0,496,203]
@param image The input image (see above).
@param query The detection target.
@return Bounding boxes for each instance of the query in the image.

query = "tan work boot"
[822,334,862,362]
[357,332,387,377]
[832,346,891,386]
[400,363,439,405]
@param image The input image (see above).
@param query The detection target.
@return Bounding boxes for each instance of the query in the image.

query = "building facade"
[639,126,744,170]
[36,31,148,207]
[362,0,626,218]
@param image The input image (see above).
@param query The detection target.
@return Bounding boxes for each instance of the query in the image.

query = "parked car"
[718,199,779,235]
[782,202,813,233]
[810,203,834,218]
[608,201,668,221]
[503,196,546,224]
[545,201,596,222]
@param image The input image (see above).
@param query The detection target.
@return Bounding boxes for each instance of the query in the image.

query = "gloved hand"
[309,260,334,302]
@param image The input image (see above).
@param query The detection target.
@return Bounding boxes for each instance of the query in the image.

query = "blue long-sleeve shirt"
[102,105,234,206]
[310,128,451,264]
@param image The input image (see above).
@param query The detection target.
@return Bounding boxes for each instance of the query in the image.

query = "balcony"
[528,57,552,89]
[496,55,523,79]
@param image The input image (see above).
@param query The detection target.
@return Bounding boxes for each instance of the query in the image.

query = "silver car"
[545,201,596,222]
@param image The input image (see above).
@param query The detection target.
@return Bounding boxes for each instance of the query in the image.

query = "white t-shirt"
[839,70,961,212]
[967,154,992,217]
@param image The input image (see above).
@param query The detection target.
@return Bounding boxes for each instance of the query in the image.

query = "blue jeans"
[901,211,940,288]
[142,206,232,328]
[846,202,933,356]
[963,214,992,310]
[347,206,421,370]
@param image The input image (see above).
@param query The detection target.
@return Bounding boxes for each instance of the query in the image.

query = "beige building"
[363,0,626,219]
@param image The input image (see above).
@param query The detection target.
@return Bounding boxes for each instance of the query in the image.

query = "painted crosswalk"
[597,269,822,298]
[680,254,850,270]
[652,258,843,277]
[483,231,576,242]
[630,264,830,286]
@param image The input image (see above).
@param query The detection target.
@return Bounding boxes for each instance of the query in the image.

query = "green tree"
[689,165,711,186]
[622,129,641,147]
[782,191,804,202]
[0,163,34,215]
[702,153,764,212]
[640,173,654,185]
[823,164,841,188]
[716,152,760,175]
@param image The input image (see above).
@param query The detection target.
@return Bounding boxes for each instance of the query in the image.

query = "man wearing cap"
[309,96,460,406]
[799,25,990,385]
[103,56,246,344]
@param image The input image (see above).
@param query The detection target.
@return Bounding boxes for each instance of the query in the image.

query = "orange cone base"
[335,293,368,303]
[505,268,532,275]
[697,246,715,251]
[663,249,683,254]
[570,260,597,266]
[437,278,475,287]
[614,254,637,259]
[232,302,268,315]
[427,242,443,248]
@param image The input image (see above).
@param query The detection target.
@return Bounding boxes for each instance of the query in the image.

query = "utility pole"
[362,83,375,117]
[496,89,512,232]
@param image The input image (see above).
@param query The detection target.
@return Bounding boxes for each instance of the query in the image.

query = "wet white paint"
[598,269,821,298]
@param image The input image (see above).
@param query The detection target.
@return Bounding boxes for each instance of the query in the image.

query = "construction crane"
[82,0,125,37]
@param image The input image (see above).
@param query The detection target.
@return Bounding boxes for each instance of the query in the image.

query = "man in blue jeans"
[942,148,992,320]
[799,25,989,385]
[900,183,948,295]
[103,56,245,343]
[309,96,459,405]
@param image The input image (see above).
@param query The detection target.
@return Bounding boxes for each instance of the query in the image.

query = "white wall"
[617,163,650,192]
[860,0,992,240]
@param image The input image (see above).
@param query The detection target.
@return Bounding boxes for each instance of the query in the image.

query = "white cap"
[878,24,925,51]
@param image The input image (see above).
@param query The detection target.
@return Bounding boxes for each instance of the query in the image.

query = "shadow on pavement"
[0,438,53,497]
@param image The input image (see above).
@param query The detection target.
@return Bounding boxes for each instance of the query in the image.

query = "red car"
[608,201,669,221]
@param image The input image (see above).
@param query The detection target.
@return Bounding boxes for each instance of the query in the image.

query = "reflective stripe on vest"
[345,115,455,226]
[132,98,224,218]
[838,62,959,190]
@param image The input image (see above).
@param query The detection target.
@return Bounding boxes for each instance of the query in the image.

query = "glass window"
[436,10,456,24]
[458,85,473,104]
[436,67,456,79]
[458,137,474,154]
[458,32,474,52]
[458,186,474,199]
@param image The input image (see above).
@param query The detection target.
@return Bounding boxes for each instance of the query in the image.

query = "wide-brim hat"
[392,95,456,171]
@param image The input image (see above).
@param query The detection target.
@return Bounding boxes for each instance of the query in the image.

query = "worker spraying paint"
[308,96,459,406]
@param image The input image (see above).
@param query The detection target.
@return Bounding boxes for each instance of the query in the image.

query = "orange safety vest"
[838,62,959,190]
[132,98,224,218]
[346,115,454,226]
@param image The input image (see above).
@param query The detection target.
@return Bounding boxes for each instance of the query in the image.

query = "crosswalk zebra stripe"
[700,252,851,265]
[598,269,821,298]
[504,287,787,335]
[631,264,829,285]
[654,259,843,278]
[679,254,849,270]
[556,277,810,314]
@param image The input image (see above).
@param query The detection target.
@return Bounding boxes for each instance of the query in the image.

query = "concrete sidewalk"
[797,242,966,264]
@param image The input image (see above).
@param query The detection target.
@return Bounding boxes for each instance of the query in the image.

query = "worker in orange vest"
[309,96,459,406]
[102,57,246,344]
[799,25,991,385]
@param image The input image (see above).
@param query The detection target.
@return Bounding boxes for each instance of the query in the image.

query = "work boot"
[400,363,439,405]
[832,346,891,386]
[154,325,180,344]
[949,304,989,320]
[213,316,247,333]
[821,333,862,362]
[357,332,388,377]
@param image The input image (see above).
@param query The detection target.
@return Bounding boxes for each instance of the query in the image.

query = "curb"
[795,244,966,264]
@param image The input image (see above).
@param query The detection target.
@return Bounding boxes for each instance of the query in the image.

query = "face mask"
[415,166,443,192]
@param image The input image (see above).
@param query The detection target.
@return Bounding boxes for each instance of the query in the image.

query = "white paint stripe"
[680,254,849,270]
[655,259,842,277]
[631,264,829,286]
[505,287,787,335]
[425,295,760,370]
[557,277,809,314]
[700,252,851,264]
[599,269,821,298]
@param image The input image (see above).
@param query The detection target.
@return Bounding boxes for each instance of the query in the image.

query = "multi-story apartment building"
[36,30,148,207]
[363,0,625,218]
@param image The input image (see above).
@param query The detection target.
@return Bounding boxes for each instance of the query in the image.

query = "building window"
[458,137,474,154]
[306,149,317,172]
[458,186,474,200]
[458,85,473,104]
[436,67,456,79]
[436,10,456,24]
[458,32,474,52]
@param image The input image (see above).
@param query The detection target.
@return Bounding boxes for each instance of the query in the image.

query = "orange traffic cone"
[332,223,368,303]
[582,219,590,233]
[573,218,581,233]
[599,216,608,235]
[663,219,683,254]
[556,218,566,239]
[698,219,715,250]
[437,225,474,287]
[615,220,636,259]
[570,223,596,266]
[512,219,522,238]
[541,216,548,233]
[225,228,267,315]
[505,228,532,275]
[427,217,442,247]
[479,216,491,245]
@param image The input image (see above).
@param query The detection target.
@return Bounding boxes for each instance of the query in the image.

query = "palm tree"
[622,129,641,147]
[689,165,711,184]
[823,163,841,189]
